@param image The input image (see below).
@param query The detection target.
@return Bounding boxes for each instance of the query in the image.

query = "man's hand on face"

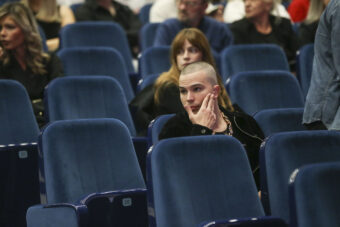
[185,92,218,130]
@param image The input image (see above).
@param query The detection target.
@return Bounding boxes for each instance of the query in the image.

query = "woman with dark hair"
[0,2,63,127]
[131,28,234,135]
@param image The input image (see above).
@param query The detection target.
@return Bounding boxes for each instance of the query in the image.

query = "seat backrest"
[260,131,340,224]
[45,76,136,136]
[59,21,135,73]
[70,3,82,14]
[147,136,264,227]
[139,3,153,24]
[137,73,159,92]
[0,80,39,144]
[57,47,134,102]
[140,23,160,51]
[296,43,314,98]
[228,71,304,115]
[289,162,340,227]
[140,46,171,79]
[40,118,145,204]
[253,108,306,137]
[220,44,289,82]
[147,114,175,147]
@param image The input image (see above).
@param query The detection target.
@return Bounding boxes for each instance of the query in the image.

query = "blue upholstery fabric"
[296,44,314,98]
[220,44,289,82]
[39,118,145,204]
[147,114,175,147]
[140,23,160,51]
[57,47,134,102]
[289,162,340,227]
[228,71,304,115]
[137,73,159,92]
[59,21,135,73]
[260,131,340,224]
[0,80,40,227]
[140,46,171,79]
[27,204,80,227]
[0,80,39,144]
[147,136,264,227]
[45,76,137,136]
[139,3,152,24]
[253,108,306,137]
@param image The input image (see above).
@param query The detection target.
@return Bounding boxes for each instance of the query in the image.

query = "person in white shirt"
[223,0,290,23]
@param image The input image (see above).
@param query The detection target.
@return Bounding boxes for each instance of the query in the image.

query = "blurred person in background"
[298,0,330,46]
[22,0,75,52]
[0,2,63,127]
[229,0,299,70]
[153,0,233,53]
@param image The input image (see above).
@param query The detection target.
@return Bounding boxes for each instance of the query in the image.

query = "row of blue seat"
[25,119,340,227]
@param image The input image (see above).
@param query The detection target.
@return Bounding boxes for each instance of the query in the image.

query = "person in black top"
[0,3,63,127]
[230,0,299,70]
[75,0,142,57]
[159,61,264,187]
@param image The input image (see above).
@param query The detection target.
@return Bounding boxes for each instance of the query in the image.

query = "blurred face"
[0,16,25,51]
[179,70,217,113]
[176,0,207,26]
[176,39,203,71]
[244,0,272,19]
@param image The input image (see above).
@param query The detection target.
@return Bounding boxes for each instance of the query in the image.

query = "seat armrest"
[199,216,287,227]
[26,203,88,227]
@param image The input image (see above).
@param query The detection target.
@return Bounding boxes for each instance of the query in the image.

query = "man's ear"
[213,85,220,98]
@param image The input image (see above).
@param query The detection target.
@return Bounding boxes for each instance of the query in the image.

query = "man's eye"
[179,89,187,94]
[193,87,201,92]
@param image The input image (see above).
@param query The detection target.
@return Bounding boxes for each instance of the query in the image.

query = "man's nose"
[187,91,194,102]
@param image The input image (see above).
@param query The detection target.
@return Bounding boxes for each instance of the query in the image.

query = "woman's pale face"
[0,16,25,51]
[176,39,203,71]
[244,0,272,19]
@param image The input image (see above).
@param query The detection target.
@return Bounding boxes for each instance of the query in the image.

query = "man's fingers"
[201,93,211,110]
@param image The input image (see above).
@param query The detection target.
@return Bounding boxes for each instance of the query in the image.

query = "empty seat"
[289,162,340,227]
[147,113,175,147]
[253,108,306,137]
[57,47,135,102]
[148,135,277,227]
[260,131,340,224]
[220,44,289,82]
[0,80,40,227]
[140,23,160,51]
[139,3,153,24]
[139,46,171,79]
[59,21,135,73]
[27,119,147,227]
[228,71,304,115]
[45,76,136,136]
[296,43,314,98]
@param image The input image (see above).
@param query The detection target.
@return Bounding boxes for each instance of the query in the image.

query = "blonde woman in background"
[0,3,63,126]
[22,0,75,51]
[298,0,330,46]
